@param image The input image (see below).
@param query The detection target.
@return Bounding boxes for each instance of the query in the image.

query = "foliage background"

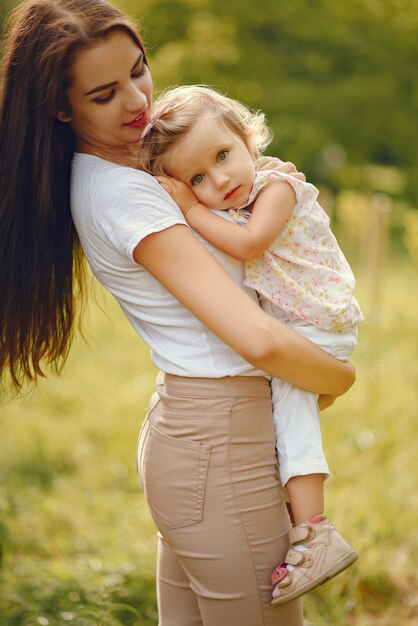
[1,0,417,624]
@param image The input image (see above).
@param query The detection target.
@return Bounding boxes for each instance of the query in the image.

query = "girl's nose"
[212,171,229,189]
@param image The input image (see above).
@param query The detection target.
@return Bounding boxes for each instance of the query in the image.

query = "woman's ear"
[54,111,72,123]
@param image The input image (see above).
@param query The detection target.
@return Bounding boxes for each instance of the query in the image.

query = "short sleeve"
[253,170,319,209]
[231,170,319,216]
[93,168,188,261]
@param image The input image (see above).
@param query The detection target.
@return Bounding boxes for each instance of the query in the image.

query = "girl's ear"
[54,111,72,123]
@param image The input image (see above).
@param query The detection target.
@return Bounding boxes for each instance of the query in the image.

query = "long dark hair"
[0,0,146,393]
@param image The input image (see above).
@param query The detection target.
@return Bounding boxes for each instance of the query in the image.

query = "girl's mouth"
[224,185,241,201]
[124,111,148,128]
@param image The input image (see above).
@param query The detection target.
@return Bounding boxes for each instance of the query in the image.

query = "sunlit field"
[0,254,416,626]
[1,0,417,623]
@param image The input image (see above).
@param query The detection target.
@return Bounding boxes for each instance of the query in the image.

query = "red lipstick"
[124,111,148,128]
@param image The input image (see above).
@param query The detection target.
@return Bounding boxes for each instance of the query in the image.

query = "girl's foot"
[271,514,358,605]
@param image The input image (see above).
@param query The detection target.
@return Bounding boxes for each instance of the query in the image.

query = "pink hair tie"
[141,104,170,140]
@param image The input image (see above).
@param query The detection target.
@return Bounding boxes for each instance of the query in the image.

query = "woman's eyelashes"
[92,65,148,104]
[93,90,115,104]
[132,63,148,79]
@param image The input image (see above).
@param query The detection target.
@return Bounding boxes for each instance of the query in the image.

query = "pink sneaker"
[271,514,358,605]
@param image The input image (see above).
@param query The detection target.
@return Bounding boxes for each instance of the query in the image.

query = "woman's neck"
[77,140,141,169]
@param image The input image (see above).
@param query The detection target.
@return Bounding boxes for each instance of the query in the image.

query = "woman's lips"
[224,185,241,201]
[124,111,148,128]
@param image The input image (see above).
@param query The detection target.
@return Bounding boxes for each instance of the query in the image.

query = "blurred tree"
[124,0,418,202]
[0,0,17,31]
[1,0,417,203]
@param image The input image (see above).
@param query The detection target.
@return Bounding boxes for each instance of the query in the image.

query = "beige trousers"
[137,373,303,626]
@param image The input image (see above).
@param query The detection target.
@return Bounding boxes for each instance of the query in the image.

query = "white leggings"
[267,309,358,487]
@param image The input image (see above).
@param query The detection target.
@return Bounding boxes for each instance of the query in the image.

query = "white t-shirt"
[70,153,265,378]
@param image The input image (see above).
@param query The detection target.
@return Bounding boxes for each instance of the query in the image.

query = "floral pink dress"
[228,170,363,332]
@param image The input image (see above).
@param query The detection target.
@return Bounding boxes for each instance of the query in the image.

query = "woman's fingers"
[255,157,306,182]
[256,156,284,169]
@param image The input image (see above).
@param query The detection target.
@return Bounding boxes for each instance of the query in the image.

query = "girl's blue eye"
[217,150,228,162]
[192,174,205,185]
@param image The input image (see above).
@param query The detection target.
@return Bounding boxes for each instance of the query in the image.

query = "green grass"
[1,260,417,626]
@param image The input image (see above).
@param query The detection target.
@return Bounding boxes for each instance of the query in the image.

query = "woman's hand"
[340,361,356,395]
[156,175,199,215]
[256,156,306,182]
[318,394,337,410]
[321,360,355,400]
[134,226,357,396]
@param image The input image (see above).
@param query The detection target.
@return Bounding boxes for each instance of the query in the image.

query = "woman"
[0,1,355,624]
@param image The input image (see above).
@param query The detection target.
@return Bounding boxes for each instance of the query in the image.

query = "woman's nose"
[125,84,147,112]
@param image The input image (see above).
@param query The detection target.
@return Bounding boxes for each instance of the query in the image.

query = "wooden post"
[367,193,391,409]
[369,193,391,324]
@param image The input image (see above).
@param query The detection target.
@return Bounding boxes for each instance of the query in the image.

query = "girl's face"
[164,116,256,210]
[60,30,153,155]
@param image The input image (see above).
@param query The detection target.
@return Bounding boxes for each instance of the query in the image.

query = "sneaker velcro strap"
[289,523,316,545]
[300,552,313,567]
[284,547,305,566]
[277,571,293,588]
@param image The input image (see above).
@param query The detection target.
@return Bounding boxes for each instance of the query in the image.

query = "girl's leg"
[286,473,324,525]
[271,322,359,523]
[271,376,329,511]
[270,379,357,606]
[274,380,326,524]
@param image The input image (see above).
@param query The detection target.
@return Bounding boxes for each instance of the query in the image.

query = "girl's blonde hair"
[139,85,272,175]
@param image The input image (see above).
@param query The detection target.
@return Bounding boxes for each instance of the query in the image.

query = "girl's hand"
[256,156,306,182]
[156,175,199,216]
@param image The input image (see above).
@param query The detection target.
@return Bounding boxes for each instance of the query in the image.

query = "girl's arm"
[133,224,355,397]
[156,176,295,262]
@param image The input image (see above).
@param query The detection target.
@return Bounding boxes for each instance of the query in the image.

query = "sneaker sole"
[271,549,358,606]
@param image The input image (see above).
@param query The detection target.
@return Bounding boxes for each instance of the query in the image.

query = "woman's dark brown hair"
[0,0,146,392]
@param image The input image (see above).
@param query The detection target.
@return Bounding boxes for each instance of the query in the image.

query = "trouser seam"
[226,405,267,624]
[164,392,269,399]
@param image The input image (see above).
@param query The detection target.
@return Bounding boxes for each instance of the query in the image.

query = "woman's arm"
[157,177,296,262]
[133,225,355,396]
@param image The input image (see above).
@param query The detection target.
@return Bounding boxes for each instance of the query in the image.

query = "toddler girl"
[139,85,363,605]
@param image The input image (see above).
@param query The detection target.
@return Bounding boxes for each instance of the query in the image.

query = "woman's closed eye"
[93,90,115,104]
[191,173,205,186]
[92,65,148,105]
[132,63,148,79]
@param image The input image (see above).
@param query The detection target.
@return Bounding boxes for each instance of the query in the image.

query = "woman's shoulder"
[71,153,186,259]
[72,153,165,199]
[71,153,183,222]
